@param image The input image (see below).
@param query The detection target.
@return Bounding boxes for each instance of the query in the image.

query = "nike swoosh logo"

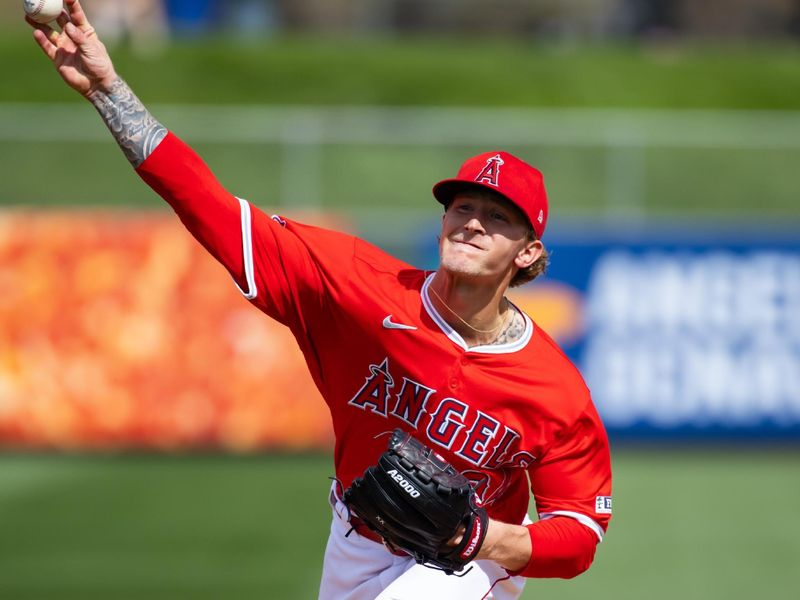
[382,315,418,330]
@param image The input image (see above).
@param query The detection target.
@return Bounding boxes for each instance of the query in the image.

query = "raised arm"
[26,0,328,330]
[26,0,166,166]
[26,0,256,295]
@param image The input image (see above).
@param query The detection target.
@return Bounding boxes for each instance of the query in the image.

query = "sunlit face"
[438,190,541,283]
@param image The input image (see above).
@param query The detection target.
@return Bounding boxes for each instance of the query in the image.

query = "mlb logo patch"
[595,496,612,514]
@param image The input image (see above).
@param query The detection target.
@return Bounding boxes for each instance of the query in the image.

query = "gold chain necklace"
[428,285,510,335]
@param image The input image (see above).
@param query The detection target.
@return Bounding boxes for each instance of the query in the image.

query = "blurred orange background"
[0,211,333,451]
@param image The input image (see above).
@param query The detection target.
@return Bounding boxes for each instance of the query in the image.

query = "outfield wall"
[2,211,798,449]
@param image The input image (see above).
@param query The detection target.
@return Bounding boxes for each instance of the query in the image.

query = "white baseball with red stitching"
[23,0,63,24]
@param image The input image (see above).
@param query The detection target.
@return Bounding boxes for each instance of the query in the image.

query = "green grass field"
[1,449,798,600]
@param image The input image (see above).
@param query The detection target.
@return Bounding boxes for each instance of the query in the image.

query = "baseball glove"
[342,428,489,575]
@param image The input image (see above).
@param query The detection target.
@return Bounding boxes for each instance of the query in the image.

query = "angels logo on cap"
[474,154,504,187]
[431,150,550,238]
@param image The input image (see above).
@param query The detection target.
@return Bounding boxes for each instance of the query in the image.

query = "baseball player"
[27,3,612,599]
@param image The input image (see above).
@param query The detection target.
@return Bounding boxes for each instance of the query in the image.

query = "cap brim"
[432,179,510,206]
[432,178,538,234]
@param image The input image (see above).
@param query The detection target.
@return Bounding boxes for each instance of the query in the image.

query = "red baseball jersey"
[137,133,612,564]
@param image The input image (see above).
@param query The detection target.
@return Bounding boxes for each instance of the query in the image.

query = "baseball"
[23,0,63,24]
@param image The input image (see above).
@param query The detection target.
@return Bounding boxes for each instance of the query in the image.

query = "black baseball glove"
[342,429,489,575]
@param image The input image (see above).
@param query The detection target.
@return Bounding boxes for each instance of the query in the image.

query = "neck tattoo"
[428,285,511,336]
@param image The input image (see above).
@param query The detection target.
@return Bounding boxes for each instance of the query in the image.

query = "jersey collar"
[420,273,533,354]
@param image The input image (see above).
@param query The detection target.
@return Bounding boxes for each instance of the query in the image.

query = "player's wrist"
[85,72,121,101]
[477,519,532,572]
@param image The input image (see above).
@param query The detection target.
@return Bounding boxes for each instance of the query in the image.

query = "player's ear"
[514,238,543,270]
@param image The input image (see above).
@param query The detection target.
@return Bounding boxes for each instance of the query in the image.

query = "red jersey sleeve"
[136,133,245,285]
[522,399,613,578]
[135,132,335,333]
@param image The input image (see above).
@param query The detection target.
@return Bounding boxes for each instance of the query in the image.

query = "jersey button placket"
[449,354,467,390]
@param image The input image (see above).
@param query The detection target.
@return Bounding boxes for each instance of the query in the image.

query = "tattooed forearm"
[89,77,167,168]
[492,306,526,346]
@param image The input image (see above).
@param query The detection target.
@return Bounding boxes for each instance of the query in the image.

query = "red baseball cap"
[432,151,549,238]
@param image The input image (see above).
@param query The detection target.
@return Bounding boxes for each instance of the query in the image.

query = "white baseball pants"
[318,485,527,600]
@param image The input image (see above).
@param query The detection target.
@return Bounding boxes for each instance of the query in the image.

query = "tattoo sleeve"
[89,77,168,168]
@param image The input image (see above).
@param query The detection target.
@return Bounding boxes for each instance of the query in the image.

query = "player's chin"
[439,255,486,279]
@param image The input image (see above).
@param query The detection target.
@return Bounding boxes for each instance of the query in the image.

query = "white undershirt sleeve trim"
[538,510,605,542]
[232,197,257,300]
